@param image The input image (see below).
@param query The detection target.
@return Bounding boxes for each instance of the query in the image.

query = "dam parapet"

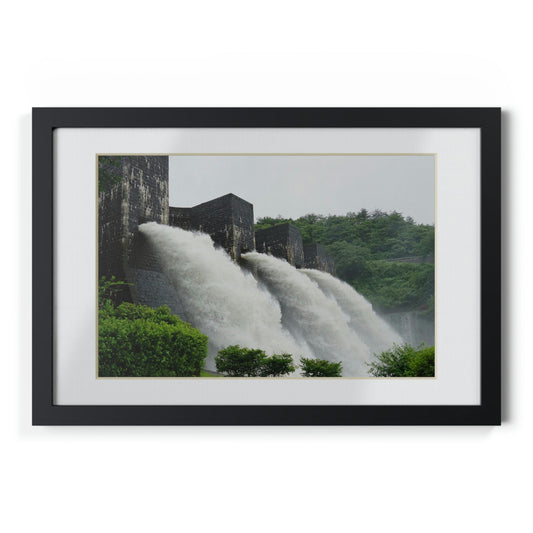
[304,243,336,276]
[169,193,255,261]
[255,223,305,268]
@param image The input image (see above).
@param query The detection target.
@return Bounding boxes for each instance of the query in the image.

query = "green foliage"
[415,227,435,258]
[408,345,435,377]
[98,156,125,194]
[110,301,183,325]
[259,354,295,377]
[299,357,343,377]
[215,347,344,378]
[200,370,222,377]
[98,300,208,377]
[353,261,434,314]
[215,345,267,376]
[98,155,138,194]
[255,209,434,313]
[367,343,435,377]
[326,241,372,280]
[256,209,433,259]
[255,216,292,232]
[215,346,295,377]
[98,275,131,308]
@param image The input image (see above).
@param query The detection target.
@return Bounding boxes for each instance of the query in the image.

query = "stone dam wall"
[125,230,186,317]
[98,155,336,306]
[169,194,255,261]
[98,155,169,303]
[255,223,305,268]
[304,243,337,275]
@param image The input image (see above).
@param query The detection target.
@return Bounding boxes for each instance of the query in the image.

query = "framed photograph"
[33,108,501,425]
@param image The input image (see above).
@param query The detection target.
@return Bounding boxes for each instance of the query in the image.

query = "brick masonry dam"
[98,155,336,306]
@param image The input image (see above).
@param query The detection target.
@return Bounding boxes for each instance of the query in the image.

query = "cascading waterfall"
[139,222,403,377]
[139,223,305,370]
[241,252,371,375]
[301,269,403,355]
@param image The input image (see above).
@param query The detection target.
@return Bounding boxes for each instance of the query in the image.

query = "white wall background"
[1,1,528,532]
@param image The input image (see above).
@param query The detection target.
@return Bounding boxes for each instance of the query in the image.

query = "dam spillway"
[138,222,402,376]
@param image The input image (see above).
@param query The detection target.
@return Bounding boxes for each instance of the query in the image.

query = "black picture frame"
[32,107,501,426]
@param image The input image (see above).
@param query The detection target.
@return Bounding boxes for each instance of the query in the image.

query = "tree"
[259,354,295,377]
[215,345,267,376]
[415,229,435,258]
[299,357,343,377]
[326,241,371,280]
[367,343,435,377]
[407,345,435,377]
[215,346,296,377]
[255,216,292,231]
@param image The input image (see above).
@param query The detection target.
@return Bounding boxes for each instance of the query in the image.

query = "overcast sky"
[169,155,435,225]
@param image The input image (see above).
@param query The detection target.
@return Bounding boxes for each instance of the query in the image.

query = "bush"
[99,303,208,377]
[407,345,435,377]
[215,346,295,377]
[367,343,435,377]
[299,357,343,377]
[259,354,295,377]
[215,345,267,377]
[98,275,131,308]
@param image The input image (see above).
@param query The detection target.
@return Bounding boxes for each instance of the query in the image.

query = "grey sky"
[169,155,435,225]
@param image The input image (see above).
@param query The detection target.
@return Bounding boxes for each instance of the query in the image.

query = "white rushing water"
[139,223,305,370]
[242,252,371,376]
[301,268,403,355]
[139,223,403,376]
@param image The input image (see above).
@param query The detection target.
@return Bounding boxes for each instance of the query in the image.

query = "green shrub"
[112,302,186,326]
[259,354,295,377]
[215,346,296,377]
[299,357,343,377]
[367,343,435,377]
[98,303,208,377]
[407,345,435,377]
[215,345,267,376]
[98,275,131,308]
